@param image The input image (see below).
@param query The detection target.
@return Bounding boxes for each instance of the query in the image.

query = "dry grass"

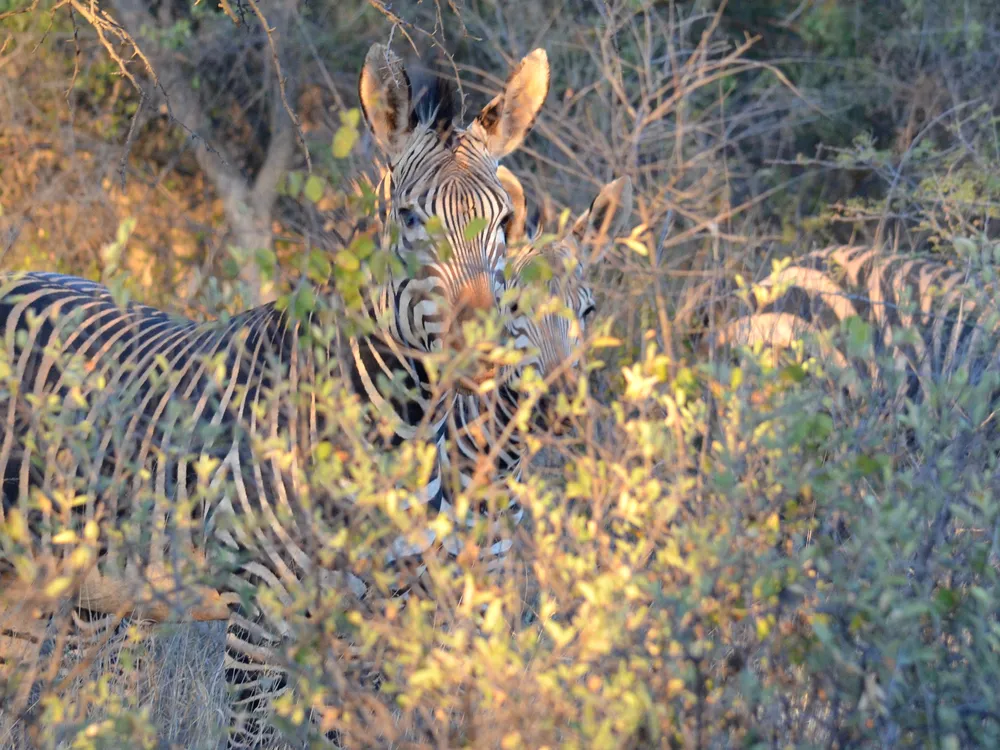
[1,617,227,750]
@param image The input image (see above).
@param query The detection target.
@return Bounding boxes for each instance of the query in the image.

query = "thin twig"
[118,90,145,190]
[0,0,40,22]
[0,32,13,62]
[64,3,81,98]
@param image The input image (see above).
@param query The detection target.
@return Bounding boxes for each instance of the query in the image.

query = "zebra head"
[358,44,550,373]
[501,170,634,430]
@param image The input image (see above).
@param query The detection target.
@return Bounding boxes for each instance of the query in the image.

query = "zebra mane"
[408,56,459,134]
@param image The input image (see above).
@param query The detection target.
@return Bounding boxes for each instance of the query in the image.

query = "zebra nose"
[450,277,495,347]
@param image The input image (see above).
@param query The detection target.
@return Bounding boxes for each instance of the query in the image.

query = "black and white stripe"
[711,244,1000,420]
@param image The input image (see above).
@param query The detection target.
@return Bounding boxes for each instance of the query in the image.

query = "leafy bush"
[3,1,1000,749]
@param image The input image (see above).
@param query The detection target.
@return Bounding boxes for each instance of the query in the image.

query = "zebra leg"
[224,609,301,749]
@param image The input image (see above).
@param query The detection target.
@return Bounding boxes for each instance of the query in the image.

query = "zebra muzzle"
[448,275,502,392]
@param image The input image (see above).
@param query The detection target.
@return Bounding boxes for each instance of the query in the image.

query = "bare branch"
[0,0,40,22]
[118,91,146,190]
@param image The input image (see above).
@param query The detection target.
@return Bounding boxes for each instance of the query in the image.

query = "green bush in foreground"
[3,300,999,748]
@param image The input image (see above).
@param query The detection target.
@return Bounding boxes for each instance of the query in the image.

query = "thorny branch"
[365,0,467,120]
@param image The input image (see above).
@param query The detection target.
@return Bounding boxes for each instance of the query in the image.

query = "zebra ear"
[359,44,414,158]
[474,49,549,159]
[496,165,527,244]
[572,176,634,264]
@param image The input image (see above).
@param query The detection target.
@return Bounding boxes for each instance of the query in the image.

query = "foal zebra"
[0,42,549,748]
[440,170,634,565]
[312,169,635,591]
[710,244,1000,436]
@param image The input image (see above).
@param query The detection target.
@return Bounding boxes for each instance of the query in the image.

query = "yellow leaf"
[52,529,78,545]
[482,599,504,634]
[315,441,333,461]
[590,336,621,349]
[68,546,94,570]
[332,126,359,159]
[5,508,28,543]
[618,238,649,256]
[83,520,99,542]
[335,250,360,271]
[340,107,361,129]
[45,576,73,598]
[756,617,771,640]
[15,557,37,583]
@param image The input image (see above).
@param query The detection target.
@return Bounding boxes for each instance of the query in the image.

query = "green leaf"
[335,250,360,271]
[425,216,445,236]
[307,250,332,283]
[855,454,881,476]
[844,316,872,357]
[286,171,304,199]
[254,247,277,277]
[520,256,552,283]
[463,217,488,241]
[332,126,359,159]
[222,257,240,280]
[303,175,325,203]
[935,587,960,613]
[349,235,375,260]
[780,363,806,383]
[369,251,389,283]
[293,286,315,320]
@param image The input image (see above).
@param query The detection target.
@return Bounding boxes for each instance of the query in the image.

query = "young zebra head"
[499,168,634,430]
[359,45,549,379]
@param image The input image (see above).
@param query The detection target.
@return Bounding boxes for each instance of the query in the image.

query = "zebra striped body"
[0,271,442,725]
[711,244,1000,422]
[0,42,551,748]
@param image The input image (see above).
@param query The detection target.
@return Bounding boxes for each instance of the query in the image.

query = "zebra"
[0,41,550,748]
[436,169,634,573]
[707,244,1000,445]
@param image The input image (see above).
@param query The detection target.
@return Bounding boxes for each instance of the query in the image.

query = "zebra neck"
[303,297,446,450]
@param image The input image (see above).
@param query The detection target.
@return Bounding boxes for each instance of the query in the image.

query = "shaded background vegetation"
[2,0,1000,747]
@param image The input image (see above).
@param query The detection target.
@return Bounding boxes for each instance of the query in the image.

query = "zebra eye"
[581,304,596,321]
[398,208,422,230]
[500,213,513,236]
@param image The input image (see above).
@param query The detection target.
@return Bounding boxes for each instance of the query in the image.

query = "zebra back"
[710,244,1000,416]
